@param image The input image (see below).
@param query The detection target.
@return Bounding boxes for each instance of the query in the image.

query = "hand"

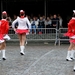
[14,28,16,32]
[53,24,56,26]
[28,30,30,32]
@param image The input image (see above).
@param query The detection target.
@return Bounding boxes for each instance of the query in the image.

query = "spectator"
[30,17,37,34]
[49,15,53,19]
[58,14,63,28]
[45,17,52,27]
[51,14,59,29]
[38,17,45,34]
[42,15,46,22]
[45,17,52,33]
[13,15,17,20]
[7,16,12,28]
[35,17,39,27]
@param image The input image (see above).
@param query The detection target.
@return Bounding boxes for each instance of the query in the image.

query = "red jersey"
[64,18,75,37]
[68,18,75,34]
[0,19,9,34]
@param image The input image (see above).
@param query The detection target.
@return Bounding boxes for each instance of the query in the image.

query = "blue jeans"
[38,25,44,33]
[30,25,36,33]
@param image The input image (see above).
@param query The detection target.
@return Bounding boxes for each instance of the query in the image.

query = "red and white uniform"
[64,17,75,43]
[12,16,31,34]
[0,19,10,43]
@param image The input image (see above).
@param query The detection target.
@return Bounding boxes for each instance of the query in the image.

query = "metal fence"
[8,28,69,45]
[59,28,69,45]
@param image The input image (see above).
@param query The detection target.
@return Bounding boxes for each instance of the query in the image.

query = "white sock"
[66,50,71,59]
[25,41,27,45]
[2,50,6,58]
[70,50,75,58]
[74,65,75,70]
[20,46,25,53]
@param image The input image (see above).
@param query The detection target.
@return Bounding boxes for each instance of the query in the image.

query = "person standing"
[38,17,45,34]
[30,17,37,34]
[51,14,59,29]
[45,17,52,33]
[12,10,31,55]
[64,10,75,61]
[0,11,10,60]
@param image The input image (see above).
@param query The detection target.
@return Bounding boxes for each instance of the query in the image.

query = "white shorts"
[0,40,5,43]
[70,35,75,39]
[3,34,11,40]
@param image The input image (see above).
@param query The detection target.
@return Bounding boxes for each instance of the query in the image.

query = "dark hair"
[14,22,18,28]
[20,10,25,17]
[20,13,24,16]
[73,13,75,17]
[2,14,7,19]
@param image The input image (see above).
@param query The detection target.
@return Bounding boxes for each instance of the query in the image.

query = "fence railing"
[8,28,69,46]
[58,28,69,45]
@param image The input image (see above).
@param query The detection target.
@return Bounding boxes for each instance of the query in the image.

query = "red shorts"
[64,33,74,38]
[69,39,75,43]
[0,34,4,43]
[16,29,29,34]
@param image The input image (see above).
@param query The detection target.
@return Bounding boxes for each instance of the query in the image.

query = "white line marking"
[23,50,54,74]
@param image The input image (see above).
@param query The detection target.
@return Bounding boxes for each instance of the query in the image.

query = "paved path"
[0,44,75,75]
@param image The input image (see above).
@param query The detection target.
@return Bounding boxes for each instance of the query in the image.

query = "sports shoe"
[66,58,73,61]
[2,57,6,60]
[20,52,25,55]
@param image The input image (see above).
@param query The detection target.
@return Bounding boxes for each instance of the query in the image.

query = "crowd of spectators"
[7,14,63,34]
